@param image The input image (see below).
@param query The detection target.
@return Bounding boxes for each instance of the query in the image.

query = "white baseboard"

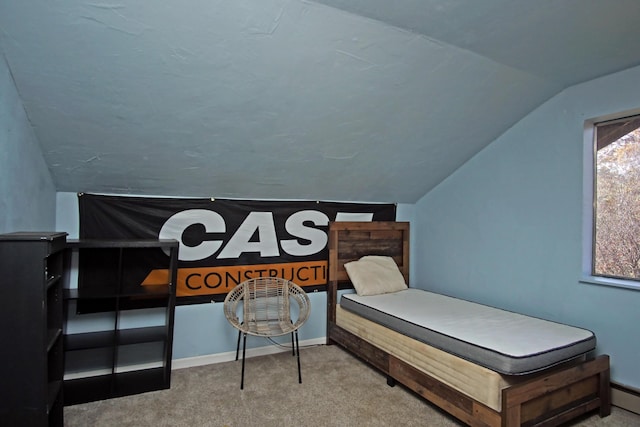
[612,383,640,415]
[172,337,327,370]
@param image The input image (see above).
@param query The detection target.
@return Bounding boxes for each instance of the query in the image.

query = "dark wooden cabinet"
[0,232,67,426]
[62,239,178,405]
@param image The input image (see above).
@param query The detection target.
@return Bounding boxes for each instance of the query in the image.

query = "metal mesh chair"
[223,277,311,389]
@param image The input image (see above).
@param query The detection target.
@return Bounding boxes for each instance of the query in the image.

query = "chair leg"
[291,332,296,356]
[295,330,302,384]
[235,330,242,361]
[241,333,247,390]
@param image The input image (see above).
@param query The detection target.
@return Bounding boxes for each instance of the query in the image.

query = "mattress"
[336,305,512,412]
[340,289,596,375]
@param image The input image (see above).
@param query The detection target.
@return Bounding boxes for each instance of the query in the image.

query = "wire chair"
[223,277,311,389]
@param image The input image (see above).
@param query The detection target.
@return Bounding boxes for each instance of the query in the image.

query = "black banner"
[78,193,395,305]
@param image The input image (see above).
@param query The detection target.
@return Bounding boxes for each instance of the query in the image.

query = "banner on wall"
[78,193,396,306]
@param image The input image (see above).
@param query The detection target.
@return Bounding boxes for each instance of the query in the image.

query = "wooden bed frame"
[326,221,611,427]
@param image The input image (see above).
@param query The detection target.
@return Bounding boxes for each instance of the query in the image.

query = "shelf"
[63,355,168,379]
[64,367,170,405]
[64,289,170,314]
[64,287,113,300]
[48,336,64,390]
[64,284,170,300]
[0,231,67,241]
[118,326,167,345]
[120,284,171,297]
[113,367,168,396]
[63,375,112,405]
[47,328,62,352]
[0,231,67,426]
[66,239,179,249]
[116,341,165,369]
[48,391,63,423]
[65,326,167,351]
[65,330,115,350]
[47,380,62,412]
[46,274,62,289]
[64,347,114,379]
[62,238,178,405]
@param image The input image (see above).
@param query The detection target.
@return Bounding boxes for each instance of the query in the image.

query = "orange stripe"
[142,260,328,297]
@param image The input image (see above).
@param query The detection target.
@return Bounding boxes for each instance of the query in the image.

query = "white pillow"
[344,255,407,296]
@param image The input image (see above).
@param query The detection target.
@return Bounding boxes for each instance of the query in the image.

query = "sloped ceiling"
[1,0,640,203]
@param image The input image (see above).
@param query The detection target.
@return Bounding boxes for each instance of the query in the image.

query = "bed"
[326,221,611,427]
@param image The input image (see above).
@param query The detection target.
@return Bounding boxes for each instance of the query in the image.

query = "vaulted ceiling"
[2,1,640,203]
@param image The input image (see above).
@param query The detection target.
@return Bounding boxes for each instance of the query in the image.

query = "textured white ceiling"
[1,0,640,202]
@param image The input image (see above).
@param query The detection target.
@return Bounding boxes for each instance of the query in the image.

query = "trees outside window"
[593,116,640,281]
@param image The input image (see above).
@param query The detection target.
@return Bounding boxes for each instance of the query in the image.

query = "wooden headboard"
[326,221,410,328]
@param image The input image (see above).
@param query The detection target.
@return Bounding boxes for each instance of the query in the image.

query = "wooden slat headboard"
[327,221,410,327]
[328,221,410,284]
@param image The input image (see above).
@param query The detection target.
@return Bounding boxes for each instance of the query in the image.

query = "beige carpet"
[65,344,639,427]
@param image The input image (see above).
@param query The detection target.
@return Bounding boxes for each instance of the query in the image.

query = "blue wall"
[0,55,56,233]
[414,65,640,389]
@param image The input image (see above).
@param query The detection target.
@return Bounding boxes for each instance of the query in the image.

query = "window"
[584,113,640,288]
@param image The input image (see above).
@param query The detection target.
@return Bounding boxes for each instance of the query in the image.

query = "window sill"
[580,276,640,291]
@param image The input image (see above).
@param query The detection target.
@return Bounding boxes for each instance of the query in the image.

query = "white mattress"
[340,289,596,374]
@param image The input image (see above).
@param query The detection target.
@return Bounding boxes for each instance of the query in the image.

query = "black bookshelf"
[0,232,67,426]
[62,239,178,405]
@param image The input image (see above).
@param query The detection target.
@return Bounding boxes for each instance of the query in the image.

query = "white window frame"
[581,108,640,291]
